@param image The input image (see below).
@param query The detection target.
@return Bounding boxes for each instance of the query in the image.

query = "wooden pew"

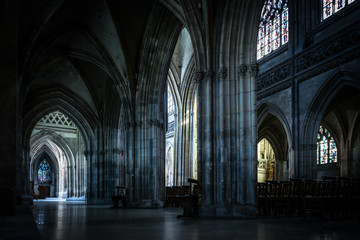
[176,178,201,218]
[111,186,127,208]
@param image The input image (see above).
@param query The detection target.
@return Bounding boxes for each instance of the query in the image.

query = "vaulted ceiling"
[19,0,180,120]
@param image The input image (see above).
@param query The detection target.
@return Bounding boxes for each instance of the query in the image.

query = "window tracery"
[257,0,288,60]
[322,0,357,20]
[38,158,52,184]
[317,125,337,164]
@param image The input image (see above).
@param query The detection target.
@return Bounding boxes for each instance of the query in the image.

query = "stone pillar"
[22,146,33,203]
[126,122,135,204]
[199,70,214,211]
[0,0,17,216]
[247,63,258,210]
[84,150,95,201]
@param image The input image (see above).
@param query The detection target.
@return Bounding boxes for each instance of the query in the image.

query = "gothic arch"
[128,2,182,207]
[257,101,291,180]
[22,86,100,201]
[31,149,59,197]
[31,129,75,168]
[258,101,292,139]
[301,69,360,178]
[23,86,99,149]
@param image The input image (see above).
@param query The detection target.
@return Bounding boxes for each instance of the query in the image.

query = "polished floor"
[2,200,360,240]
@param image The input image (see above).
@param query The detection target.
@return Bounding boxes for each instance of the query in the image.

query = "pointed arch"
[301,69,360,178]
[257,101,291,180]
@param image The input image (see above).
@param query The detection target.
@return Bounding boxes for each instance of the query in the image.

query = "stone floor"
[2,200,360,240]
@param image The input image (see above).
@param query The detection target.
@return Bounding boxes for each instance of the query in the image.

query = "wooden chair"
[111,186,127,208]
[321,176,337,219]
[303,179,322,219]
[257,182,267,215]
[273,181,291,217]
[177,178,201,218]
[289,179,304,217]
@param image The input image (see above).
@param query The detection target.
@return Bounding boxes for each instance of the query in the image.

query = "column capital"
[193,71,204,84]
[249,63,259,77]
[218,67,227,81]
[238,64,248,76]
[204,70,214,81]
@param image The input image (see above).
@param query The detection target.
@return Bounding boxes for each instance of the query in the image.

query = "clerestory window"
[257,0,288,60]
[322,0,357,20]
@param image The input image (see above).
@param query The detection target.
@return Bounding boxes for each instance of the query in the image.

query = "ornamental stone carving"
[218,67,227,81]
[249,63,259,77]
[204,70,214,81]
[193,71,204,84]
[257,63,290,91]
[238,64,248,77]
[295,25,360,73]
[113,148,124,155]
[147,119,164,129]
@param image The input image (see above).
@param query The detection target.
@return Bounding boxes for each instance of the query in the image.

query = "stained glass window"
[257,0,288,60]
[322,0,357,20]
[317,125,337,164]
[38,159,52,184]
[167,87,174,114]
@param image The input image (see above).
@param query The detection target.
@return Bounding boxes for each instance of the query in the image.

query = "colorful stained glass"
[281,6,288,45]
[38,159,52,184]
[257,0,288,60]
[266,22,272,54]
[323,0,333,20]
[317,125,337,165]
[273,16,280,50]
[323,0,356,20]
[257,24,265,59]
[335,0,345,12]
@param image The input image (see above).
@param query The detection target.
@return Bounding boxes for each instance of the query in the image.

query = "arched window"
[257,0,288,60]
[38,158,52,184]
[317,125,337,164]
[167,87,174,115]
[322,0,357,20]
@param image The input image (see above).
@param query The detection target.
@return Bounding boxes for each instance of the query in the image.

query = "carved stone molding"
[125,121,143,129]
[147,119,164,129]
[238,64,248,77]
[257,63,291,91]
[218,67,227,81]
[204,70,214,81]
[113,148,124,155]
[257,80,291,100]
[295,25,360,73]
[193,71,204,84]
[249,63,259,77]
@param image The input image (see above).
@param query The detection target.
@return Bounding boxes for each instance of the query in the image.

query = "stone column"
[237,64,247,205]
[247,63,258,209]
[199,70,214,210]
[0,0,17,216]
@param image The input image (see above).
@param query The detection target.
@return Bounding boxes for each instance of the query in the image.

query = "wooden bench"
[176,178,201,218]
[111,186,127,208]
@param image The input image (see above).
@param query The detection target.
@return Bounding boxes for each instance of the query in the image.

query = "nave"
[2,201,360,240]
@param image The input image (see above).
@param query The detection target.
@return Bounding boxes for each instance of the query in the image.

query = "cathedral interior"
[1,0,360,239]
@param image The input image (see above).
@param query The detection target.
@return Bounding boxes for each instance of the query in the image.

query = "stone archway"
[301,70,360,179]
[31,151,58,198]
[257,102,291,181]
[21,86,101,203]
[29,112,85,199]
